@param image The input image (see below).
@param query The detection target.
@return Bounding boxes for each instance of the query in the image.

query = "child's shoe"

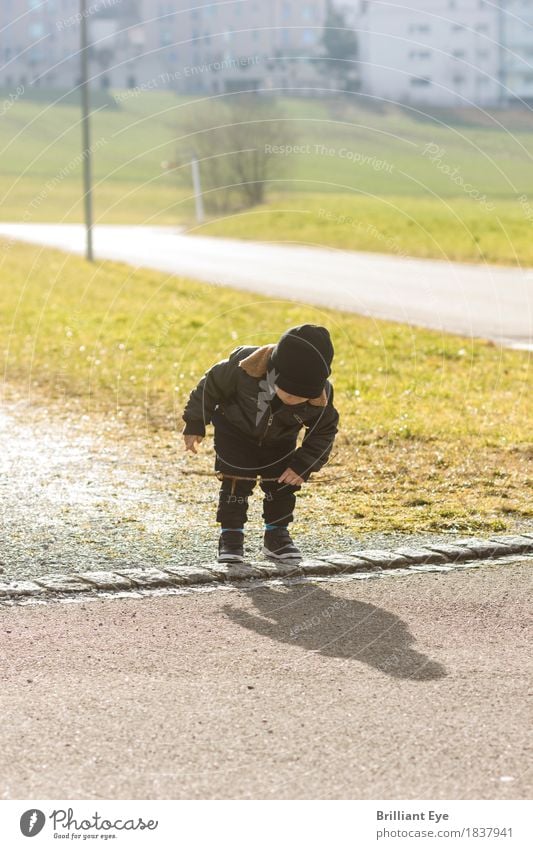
[263,527,302,562]
[218,530,245,563]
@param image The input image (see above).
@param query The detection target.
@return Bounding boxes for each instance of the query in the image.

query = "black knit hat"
[270,324,334,398]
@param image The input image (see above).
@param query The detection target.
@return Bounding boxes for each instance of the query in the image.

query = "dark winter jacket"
[182,345,339,480]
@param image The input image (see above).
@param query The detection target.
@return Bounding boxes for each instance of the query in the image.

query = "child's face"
[275,386,309,406]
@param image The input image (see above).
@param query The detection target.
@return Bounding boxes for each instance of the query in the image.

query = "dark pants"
[213,412,300,529]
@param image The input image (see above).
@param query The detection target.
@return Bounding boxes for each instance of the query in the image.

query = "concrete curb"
[0,534,532,602]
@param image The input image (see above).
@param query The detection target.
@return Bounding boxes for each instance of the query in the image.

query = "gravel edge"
[0,533,531,603]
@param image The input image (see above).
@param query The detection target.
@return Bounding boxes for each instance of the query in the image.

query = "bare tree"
[176,97,296,214]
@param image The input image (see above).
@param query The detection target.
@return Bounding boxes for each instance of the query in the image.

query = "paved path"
[0,561,530,799]
[1,223,532,349]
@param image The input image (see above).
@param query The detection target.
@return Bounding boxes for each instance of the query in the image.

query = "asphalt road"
[1,561,530,800]
[1,223,532,349]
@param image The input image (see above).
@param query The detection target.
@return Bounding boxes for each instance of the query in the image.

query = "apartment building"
[357,0,501,106]
[0,0,329,94]
[0,1,532,105]
[499,0,533,101]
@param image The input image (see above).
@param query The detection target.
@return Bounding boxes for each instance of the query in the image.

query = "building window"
[29,21,45,38]
[302,29,315,45]
[409,50,431,59]
[410,76,431,86]
[409,24,431,34]
[452,50,466,58]
[453,74,465,85]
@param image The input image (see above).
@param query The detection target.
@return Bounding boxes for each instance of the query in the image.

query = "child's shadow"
[223,584,446,681]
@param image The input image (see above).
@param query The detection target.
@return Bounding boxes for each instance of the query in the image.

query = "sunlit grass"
[2,93,533,266]
[2,239,531,535]
[197,193,533,266]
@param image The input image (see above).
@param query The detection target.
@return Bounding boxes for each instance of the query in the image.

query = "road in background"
[1,223,532,349]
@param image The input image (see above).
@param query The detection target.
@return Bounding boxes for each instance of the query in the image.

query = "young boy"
[182,324,339,563]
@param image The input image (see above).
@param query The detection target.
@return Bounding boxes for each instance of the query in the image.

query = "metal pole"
[80,0,94,261]
[191,155,205,224]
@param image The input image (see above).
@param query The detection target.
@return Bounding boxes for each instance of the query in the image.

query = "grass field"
[196,192,533,265]
[2,239,531,535]
[2,91,533,263]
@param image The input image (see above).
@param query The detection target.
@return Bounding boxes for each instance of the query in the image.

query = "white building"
[1,0,532,106]
[499,0,533,102]
[357,0,502,106]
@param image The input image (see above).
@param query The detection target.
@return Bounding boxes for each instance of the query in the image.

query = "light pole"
[80,0,94,262]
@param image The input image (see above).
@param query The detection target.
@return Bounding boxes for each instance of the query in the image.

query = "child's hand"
[184,434,204,454]
[278,467,305,485]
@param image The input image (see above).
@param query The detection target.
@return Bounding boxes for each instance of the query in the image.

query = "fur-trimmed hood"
[238,344,328,407]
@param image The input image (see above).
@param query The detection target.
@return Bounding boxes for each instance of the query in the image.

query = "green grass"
[2,239,531,535]
[196,192,533,266]
[2,91,533,262]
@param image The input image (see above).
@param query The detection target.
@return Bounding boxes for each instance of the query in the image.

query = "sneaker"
[218,530,245,563]
[263,527,302,562]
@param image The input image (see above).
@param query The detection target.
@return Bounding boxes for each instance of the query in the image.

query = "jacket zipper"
[259,407,274,445]
[259,409,307,446]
